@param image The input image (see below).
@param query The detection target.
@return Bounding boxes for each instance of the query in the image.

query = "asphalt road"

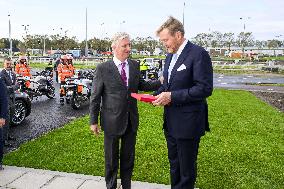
[5,81,90,153]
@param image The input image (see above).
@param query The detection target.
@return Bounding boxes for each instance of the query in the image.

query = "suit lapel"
[107,60,127,88]
[164,55,171,84]
[168,41,192,85]
[128,60,136,89]
[3,70,13,85]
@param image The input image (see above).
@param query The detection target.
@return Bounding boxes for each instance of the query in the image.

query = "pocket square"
[177,64,186,71]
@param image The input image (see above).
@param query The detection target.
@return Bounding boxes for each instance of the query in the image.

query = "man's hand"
[90,124,101,136]
[152,92,171,106]
[0,118,5,128]
[159,76,164,84]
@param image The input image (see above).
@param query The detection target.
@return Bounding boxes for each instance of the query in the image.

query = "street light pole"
[119,21,126,31]
[85,8,88,57]
[100,22,104,39]
[182,2,185,26]
[42,35,47,56]
[8,14,12,58]
[275,35,283,57]
[22,24,30,36]
[22,24,30,53]
[239,17,250,59]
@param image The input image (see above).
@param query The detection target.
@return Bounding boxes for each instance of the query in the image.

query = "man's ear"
[111,45,116,52]
[176,31,183,40]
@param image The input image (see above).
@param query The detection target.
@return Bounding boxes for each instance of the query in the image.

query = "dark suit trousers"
[3,102,11,141]
[0,127,3,164]
[104,120,137,189]
[165,131,200,189]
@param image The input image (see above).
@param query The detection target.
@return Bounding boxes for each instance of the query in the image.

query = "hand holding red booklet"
[131,93,157,103]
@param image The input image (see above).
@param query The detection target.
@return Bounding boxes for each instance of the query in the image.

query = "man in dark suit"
[1,58,17,87]
[0,57,17,146]
[0,78,9,170]
[89,32,161,189]
[153,16,213,189]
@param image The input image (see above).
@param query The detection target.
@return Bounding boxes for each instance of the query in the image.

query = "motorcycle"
[17,70,55,100]
[61,70,93,109]
[147,67,159,80]
[7,86,32,125]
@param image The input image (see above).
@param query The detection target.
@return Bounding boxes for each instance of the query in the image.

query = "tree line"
[0,31,283,55]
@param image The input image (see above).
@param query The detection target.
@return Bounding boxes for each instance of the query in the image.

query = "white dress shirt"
[168,39,188,82]
[113,56,129,86]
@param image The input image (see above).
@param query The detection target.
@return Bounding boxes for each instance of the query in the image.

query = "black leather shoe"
[4,141,13,147]
[0,164,4,170]
[8,135,16,140]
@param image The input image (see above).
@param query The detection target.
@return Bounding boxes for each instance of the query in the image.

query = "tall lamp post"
[42,34,47,56]
[22,24,30,53]
[100,22,105,39]
[239,17,250,58]
[182,2,185,26]
[8,14,12,58]
[85,8,88,57]
[275,35,283,57]
[119,21,126,31]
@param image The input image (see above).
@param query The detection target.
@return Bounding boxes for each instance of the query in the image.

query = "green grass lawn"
[4,89,284,188]
[213,69,284,75]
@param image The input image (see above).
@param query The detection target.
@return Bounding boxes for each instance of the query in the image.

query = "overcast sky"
[0,0,283,41]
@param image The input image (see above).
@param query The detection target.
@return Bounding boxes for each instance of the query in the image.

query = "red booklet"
[131,93,157,103]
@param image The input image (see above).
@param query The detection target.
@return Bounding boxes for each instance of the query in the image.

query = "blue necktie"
[168,54,178,82]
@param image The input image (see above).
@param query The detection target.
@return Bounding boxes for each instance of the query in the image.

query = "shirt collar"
[176,39,188,57]
[113,56,128,67]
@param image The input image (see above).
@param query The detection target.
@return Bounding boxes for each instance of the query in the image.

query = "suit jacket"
[0,78,8,120]
[0,69,17,89]
[89,59,161,136]
[155,41,213,139]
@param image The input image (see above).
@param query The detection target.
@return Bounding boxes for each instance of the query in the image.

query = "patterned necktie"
[121,62,127,86]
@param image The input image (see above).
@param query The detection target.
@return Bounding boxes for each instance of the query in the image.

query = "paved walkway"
[0,166,170,189]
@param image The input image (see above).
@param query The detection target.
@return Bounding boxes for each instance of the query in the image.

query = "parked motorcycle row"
[10,68,94,126]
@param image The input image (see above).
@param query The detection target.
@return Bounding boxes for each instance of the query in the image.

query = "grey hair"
[111,32,131,47]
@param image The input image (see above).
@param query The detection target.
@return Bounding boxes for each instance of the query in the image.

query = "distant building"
[131,49,138,55]
[206,48,227,57]
[139,51,150,56]
[153,48,163,56]
[206,47,284,57]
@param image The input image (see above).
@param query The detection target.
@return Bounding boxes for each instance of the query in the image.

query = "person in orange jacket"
[66,55,75,77]
[15,56,31,77]
[57,55,72,83]
[15,56,31,88]
[57,55,73,105]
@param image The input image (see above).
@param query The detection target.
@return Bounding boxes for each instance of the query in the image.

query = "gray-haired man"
[89,32,161,189]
